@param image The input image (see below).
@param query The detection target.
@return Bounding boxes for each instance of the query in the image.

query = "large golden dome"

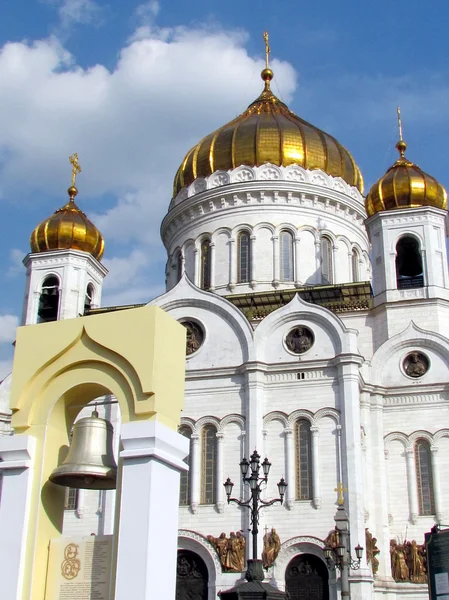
[365,139,447,218]
[173,69,364,196]
[30,186,104,261]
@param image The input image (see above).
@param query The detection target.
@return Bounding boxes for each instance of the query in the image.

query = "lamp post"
[324,489,364,599]
[224,450,287,578]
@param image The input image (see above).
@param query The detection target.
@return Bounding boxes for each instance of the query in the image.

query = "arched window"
[321,237,333,284]
[176,250,183,283]
[201,425,217,504]
[38,276,60,323]
[352,249,360,282]
[415,439,435,516]
[179,426,192,506]
[295,419,312,500]
[237,231,251,283]
[280,231,294,281]
[396,236,423,289]
[84,283,94,314]
[200,239,211,290]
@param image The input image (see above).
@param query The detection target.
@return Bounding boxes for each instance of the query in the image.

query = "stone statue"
[324,528,340,551]
[390,538,427,583]
[404,352,428,378]
[262,528,281,569]
[365,529,380,575]
[207,531,246,573]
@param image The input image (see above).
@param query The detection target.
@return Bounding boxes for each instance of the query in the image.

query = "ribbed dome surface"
[30,186,104,261]
[366,141,447,217]
[173,70,364,196]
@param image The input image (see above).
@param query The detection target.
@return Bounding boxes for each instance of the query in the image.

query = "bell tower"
[22,154,108,325]
[365,109,449,305]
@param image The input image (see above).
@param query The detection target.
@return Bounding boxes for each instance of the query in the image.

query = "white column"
[115,421,189,600]
[75,488,86,519]
[272,235,279,287]
[430,445,442,524]
[331,244,337,284]
[250,235,257,289]
[209,242,216,291]
[310,426,321,509]
[294,237,301,286]
[194,248,200,287]
[0,435,36,600]
[314,241,321,285]
[405,447,418,524]
[190,433,200,513]
[284,428,295,509]
[229,238,236,290]
[216,432,224,513]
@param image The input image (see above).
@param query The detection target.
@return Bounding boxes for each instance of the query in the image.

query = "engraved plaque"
[45,535,112,600]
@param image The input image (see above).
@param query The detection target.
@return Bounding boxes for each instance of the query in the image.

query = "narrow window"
[201,425,217,504]
[84,283,94,314]
[179,426,192,506]
[176,250,183,283]
[200,239,211,290]
[38,276,60,323]
[64,487,78,511]
[415,439,435,516]
[295,419,312,500]
[321,237,333,284]
[352,249,359,282]
[396,236,423,289]
[280,231,294,281]
[237,231,251,283]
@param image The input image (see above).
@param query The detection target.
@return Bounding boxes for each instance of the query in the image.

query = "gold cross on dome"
[335,482,347,506]
[263,31,270,69]
[397,106,403,142]
[69,153,82,187]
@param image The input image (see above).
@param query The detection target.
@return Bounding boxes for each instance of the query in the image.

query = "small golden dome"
[365,139,447,218]
[30,186,104,261]
[173,69,363,196]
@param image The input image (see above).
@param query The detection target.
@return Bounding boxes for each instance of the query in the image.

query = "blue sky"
[0,0,448,377]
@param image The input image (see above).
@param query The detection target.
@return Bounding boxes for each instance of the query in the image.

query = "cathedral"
[1,41,448,600]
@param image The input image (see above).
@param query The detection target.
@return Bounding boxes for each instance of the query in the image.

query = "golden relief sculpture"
[207,531,246,572]
[390,539,427,583]
[61,543,81,580]
[324,528,340,551]
[262,528,281,569]
[365,529,380,576]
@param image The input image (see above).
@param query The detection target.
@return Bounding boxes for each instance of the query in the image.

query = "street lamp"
[224,449,287,579]
[324,493,364,599]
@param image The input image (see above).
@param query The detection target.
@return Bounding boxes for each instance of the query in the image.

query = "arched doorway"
[176,550,209,600]
[285,553,329,600]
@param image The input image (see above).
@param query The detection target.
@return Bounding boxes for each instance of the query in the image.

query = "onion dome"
[30,185,105,261]
[173,68,363,196]
[366,138,447,218]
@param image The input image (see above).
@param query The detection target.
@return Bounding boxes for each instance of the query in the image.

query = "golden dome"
[365,139,447,218]
[30,186,105,261]
[173,69,364,196]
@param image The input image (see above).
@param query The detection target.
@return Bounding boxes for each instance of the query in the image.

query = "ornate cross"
[335,482,347,506]
[397,106,403,142]
[69,153,82,187]
[263,31,270,69]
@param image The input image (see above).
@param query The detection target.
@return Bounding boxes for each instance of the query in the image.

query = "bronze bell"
[50,410,117,490]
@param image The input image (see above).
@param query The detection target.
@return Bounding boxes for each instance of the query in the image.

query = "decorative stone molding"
[171,164,364,207]
[178,529,222,574]
[275,535,327,579]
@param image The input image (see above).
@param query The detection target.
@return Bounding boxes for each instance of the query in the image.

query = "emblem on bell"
[50,410,117,490]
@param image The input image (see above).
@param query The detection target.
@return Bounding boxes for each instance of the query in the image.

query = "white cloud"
[45,0,102,30]
[7,248,26,278]
[0,359,13,382]
[0,315,19,344]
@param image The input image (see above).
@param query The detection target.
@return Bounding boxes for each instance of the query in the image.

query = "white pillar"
[284,428,295,509]
[76,488,86,519]
[405,447,418,524]
[315,240,321,285]
[0,435,36,600]
[310,426,321,509]
[114,420,189,600]
[216,432,224,513]
[250,235,257,289]
[272,235,279,287]
[430,445,442,524]
[209,242,216,291]
[190,433,200,513]
[229,238,236,290]
[331,244,337,284]
[194,248,200,287]
[294,237,301,286]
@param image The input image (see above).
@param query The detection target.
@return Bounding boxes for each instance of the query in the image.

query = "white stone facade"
[3,160,448,600]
